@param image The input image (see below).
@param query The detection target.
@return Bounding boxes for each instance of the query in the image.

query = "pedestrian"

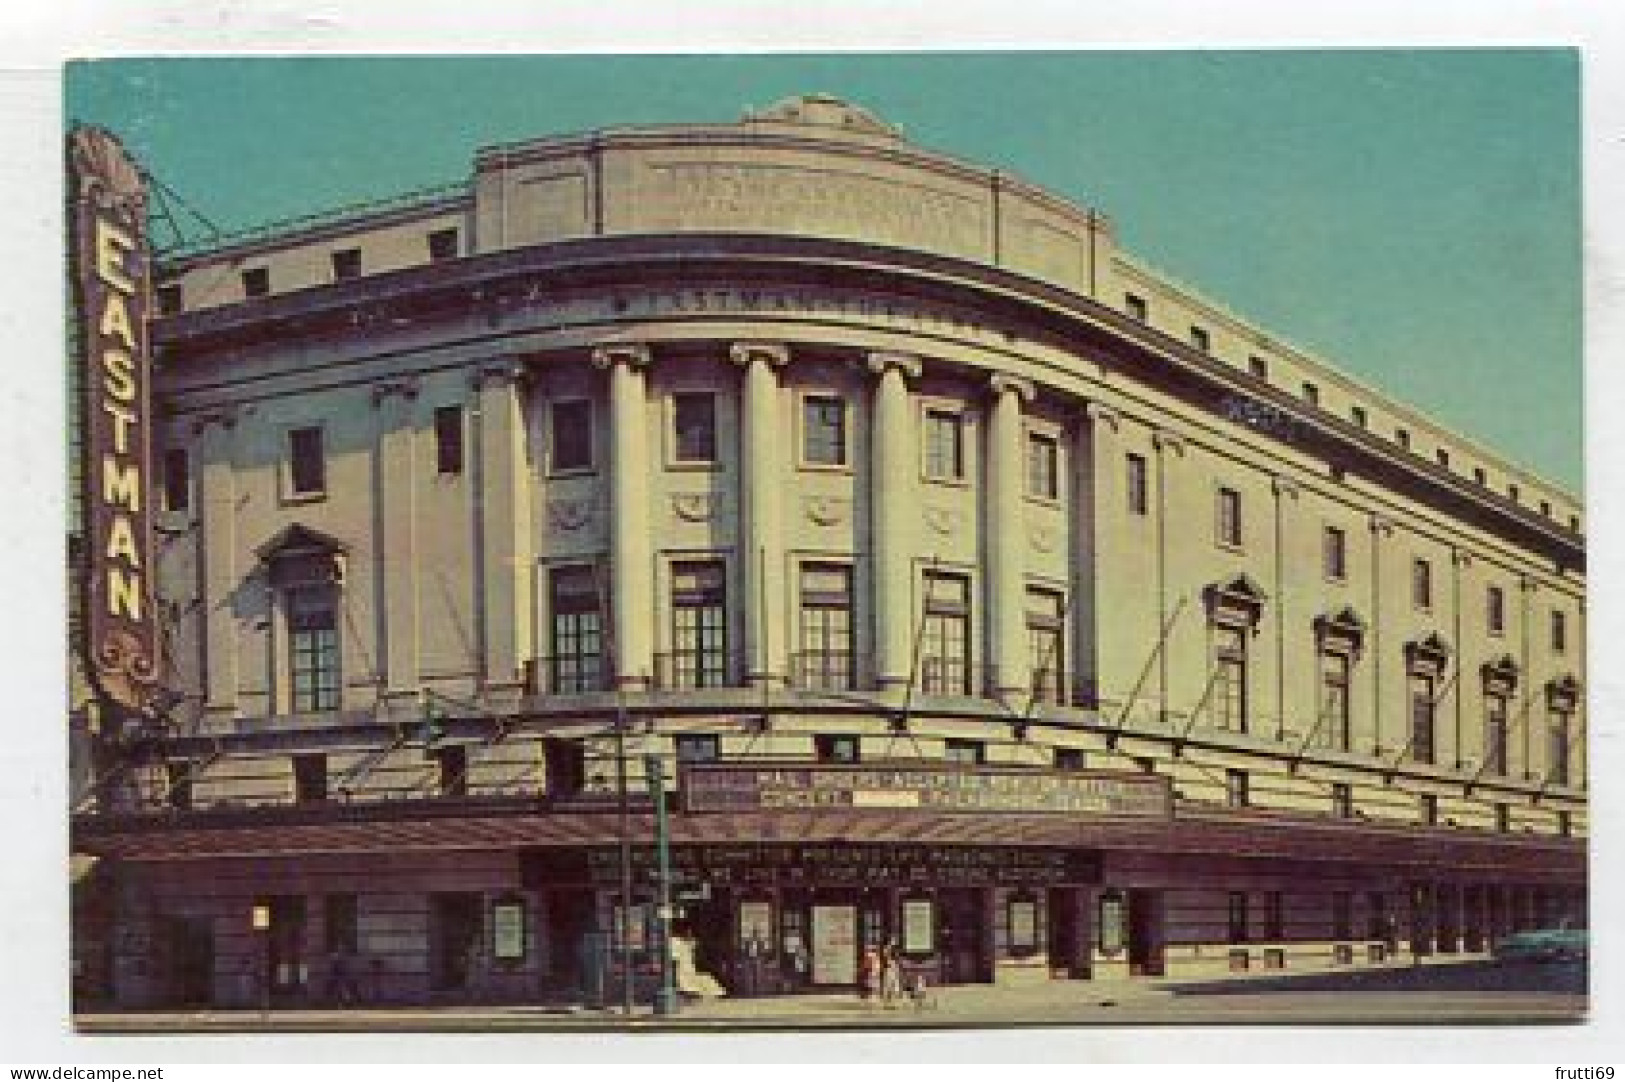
[880,940,904,1009]
[858,943,880,1007]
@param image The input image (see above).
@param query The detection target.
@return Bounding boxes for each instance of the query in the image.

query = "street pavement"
[75,960,1586,1032]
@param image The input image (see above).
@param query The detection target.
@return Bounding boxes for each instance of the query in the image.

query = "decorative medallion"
[547,498,594,534]
[924,506,962,536]
[804,495,850,527]
[672,493,720,523]
[1028,519,1058,553]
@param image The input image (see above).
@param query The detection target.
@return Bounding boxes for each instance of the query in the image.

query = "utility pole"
[645,754,679,1015]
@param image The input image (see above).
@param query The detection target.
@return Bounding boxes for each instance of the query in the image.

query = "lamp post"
[644,754,679,1016]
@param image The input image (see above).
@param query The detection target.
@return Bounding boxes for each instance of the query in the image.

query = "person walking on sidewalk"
[858,944,880,1008]
[879,941,904,1009]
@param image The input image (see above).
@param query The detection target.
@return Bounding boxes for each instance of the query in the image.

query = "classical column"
[473,361,533,696]
[986,372,1035,699]
[371,377,421,698]
[193,408,240,718]
[731,342,790,687]
[592,344,654,689]
[867,352,922,692]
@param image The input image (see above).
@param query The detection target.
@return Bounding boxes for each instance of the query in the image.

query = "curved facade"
[75,96,1586,1010]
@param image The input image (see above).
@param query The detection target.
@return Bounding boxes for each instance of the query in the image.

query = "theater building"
[71,95,1587,1010]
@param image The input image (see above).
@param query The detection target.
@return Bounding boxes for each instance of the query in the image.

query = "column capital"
[1152,428,1186,456]
[190,405,240,436]
[1369,513,1396,537]
[1452,549,1474,568]
[729,341,790,369]
[590,342,653,372]
[1271,474,1300,499]
[470,359,531,390]
[987,372,1036,404]
[865,351,922,381]
[370,376,421,408]
[1077,398,1121,432]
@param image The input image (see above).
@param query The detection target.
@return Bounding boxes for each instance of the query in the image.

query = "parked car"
[1491,927,1588,963]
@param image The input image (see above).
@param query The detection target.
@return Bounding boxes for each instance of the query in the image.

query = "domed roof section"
[743,93,902,139]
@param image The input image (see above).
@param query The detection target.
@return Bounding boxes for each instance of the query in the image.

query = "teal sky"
[65,52,1581,491]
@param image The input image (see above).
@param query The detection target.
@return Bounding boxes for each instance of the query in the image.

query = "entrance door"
[1047,887,1084,978]
[266,896,308,1000]
[810,904,857,985]
[546,890,595,994]
[1127,890,1162,977]
[163,916,214,1007]
[431,893,482,993]
[939,888,990,984]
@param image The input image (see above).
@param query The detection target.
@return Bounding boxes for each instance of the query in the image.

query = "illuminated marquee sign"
[69,126,161,714]
[682,764,1173,818]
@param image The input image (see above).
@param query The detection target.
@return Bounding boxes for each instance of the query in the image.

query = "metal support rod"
[646,754,679,1015]
[615,695,634,1015]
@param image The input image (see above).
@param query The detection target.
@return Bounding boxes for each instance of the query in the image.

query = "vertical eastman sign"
[69,126,162,714]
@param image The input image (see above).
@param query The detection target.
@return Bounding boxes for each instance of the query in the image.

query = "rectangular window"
[802,395,847,466]
[156,283,183,315]
[1331,782,1353,819]
[1552,610,1567,654]
[797,564,854,691]
[1419,793,1439,827]
[325,894,358,954]
[550,400,593,471]
[670,561,728,689]
[427,227,459,262]
[675,734,721,764]
[1410,673,1436,766]
[1320,650,1352,752]
[1396,428,1412,450]
[920,571,971,696]
[1216,486,1242,548]
[1350,405,1367,428]
[432,744,468,798]
[1411,558,1432,610]
[1190,325,1211,353]
[1026,432,1059,500]
[1558,810,1572,837]
[434,405,464,475]
[1436,448,1451,469]
[1487,586,1506,635]
[1225,768,1249,809]
[1026,588,1066,705]
[1549,708,1572,787]
[1484,693,1508,777]
[1126,453,1149,516]
[1248,356,1268,380]
[1508,483,1521,503]
[1323,526,1347,581]
[288,587,340,712]
[241,267,270,298]
[1474,467,1487,486]
[815,734,860,764]
[672,392,717,463]
[288,426,326,496]
[163,447,190,513]
[1494,803,1511,833]
[1263,892,1284,941]
[330,248,361,282]
[293,753,327,803]
[924,409,965,481]
[1227,891,1249,944]
[1332,893,1353,940]
[944,738,985,765]
[1212,627,1248,733]
[1301,382,1320,407]
[1054,747,1086,771]
[549,566,604,693]
[1125,293,1148,321]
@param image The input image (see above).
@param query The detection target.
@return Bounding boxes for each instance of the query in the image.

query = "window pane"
[803,396,846,466]
[289,427,325,495]
[552,401,592,471]
[673,393,717,462]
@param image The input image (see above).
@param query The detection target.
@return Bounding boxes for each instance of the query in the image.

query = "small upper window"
[1412,558,1432,610]
[1226,769,1249,809]
[288,426,326,496]
[1396,428,1412,450]
[802,395,847,467]
[1301,382,1320,407]
[427,228,459,262]
[241,267,270,298]
[1420,793,1439,826]
[551,400,593,472]
[1331,782,1353,819]
[156,283,184,316]
[330,248,361,282]
[1350,405,1367,429]
[675,734,721,764]
[1216,487,1242,548]
[433,405,464,475]
[1508,483,1521,504]
[1474,467,1487,486]
[1248,356,1268,380]
[815,734,860,764]
[672,392,717,463]
[1552,609,1567,654]
[1054,747,1086,771]
[163,447,190,513]
[1125,293,1148,322]
[1323,525,1347,581]
[1026,432,1059,500]
[1487,586,1506,635]
[1126,453,1149,516]
[1436,448,1451,469]
[924,409,965,481]
[1540,500,1552,518]
[1190,326,1211,353]
[944,738,986,766]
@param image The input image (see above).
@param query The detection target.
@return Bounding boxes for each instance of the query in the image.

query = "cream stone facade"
[74,96,1584,1010]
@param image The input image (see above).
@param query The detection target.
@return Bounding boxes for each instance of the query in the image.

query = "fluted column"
[592,344,654,688]
[867,352,922,691]
[987,373,1035,699]
[731,342,790,687]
